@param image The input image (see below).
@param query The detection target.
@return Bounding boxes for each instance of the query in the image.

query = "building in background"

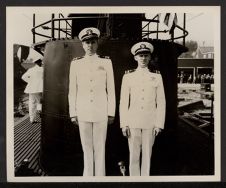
[177,42,214,84]
[195,46,214,59]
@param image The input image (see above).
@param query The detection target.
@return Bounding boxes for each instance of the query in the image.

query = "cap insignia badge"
[86,29,93,35]
[140,44,146,48]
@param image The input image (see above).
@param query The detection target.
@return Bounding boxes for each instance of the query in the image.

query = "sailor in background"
[119,42,166,176]
[21,59,43,124]
[68,27,116,176]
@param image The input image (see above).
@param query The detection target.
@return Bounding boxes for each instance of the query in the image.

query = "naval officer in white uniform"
[22,59,43,124]
[119,42,166,176]
[68,27,116,176]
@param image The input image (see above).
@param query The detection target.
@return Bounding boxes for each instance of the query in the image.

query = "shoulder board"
[125,69,135,74]
[72,56,84,61]
[98,55,110,59]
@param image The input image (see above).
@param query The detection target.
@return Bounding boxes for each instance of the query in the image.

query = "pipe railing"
[32,14,188,46]
[32,15,109,43]
[142,18,189,42]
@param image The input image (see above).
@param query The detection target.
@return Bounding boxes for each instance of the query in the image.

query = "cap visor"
[81,36,98,41]
[135,49,151,55]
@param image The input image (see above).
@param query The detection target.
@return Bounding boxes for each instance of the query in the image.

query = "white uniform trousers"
[78,121,107,176]
[128,128,155,176]
[28,93,41,122]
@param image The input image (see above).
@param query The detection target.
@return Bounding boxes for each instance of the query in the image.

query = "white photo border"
[6,6,221,182]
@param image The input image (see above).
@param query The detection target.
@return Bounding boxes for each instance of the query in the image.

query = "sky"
[146,13,214,46]
[177,13,214,46]
[7,7,217,47]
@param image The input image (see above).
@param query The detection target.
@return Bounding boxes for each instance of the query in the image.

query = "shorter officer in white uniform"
[68,27,116,176]
[21,59,43,123]
[119,42,166,176]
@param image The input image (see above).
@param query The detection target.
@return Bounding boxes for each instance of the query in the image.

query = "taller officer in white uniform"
[119,42,166,176]
[68,27,116,176]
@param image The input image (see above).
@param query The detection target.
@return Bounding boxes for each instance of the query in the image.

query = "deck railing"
[31,14,188,46]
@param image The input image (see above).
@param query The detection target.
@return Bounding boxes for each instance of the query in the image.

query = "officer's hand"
[122,126,130,138]
[108,116,115,125]
[153,127,162,136]
[71,117,78,126]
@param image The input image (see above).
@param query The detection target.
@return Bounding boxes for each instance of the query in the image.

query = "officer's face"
[82,38,98,55]
[135,53,151,68]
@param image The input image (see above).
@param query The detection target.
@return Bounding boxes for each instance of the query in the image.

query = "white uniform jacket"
[21,65,43,94]
[68,54,116,122]
[120,68,166,129]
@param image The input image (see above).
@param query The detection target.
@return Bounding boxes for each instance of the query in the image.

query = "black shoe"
[14,112,25,117]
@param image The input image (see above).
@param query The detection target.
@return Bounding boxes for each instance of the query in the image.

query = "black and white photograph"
[6,6,220,182]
